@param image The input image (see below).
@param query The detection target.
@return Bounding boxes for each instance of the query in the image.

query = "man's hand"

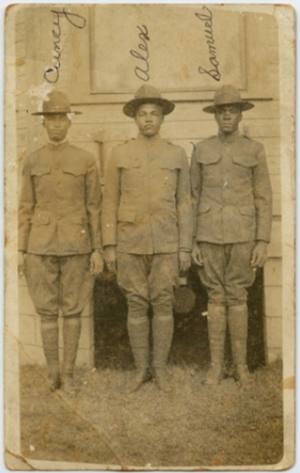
[251,241,268,269]
[104,245,117,273]
[191,241,203,266]
[179,250,191,273]
[18,251,26,277]
[90,251,104,276]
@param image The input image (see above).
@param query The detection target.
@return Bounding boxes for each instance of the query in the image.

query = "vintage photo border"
[3,1,297,471]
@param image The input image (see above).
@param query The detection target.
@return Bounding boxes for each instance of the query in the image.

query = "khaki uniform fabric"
[19,141,102,316]
[102,134,192,254]
[191,131,272,305]
[19,141,102,255]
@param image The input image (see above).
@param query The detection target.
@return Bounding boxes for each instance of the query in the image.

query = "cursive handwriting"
[195,6,221,82]
[44,9,86,84]
[130,25,150,82]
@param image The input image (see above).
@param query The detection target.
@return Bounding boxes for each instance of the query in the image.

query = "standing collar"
[218,130,241,143]
[137,133,162,143]
[46,139,69,150]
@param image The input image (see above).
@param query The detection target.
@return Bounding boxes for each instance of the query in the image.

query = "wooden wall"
[14,4,282,363]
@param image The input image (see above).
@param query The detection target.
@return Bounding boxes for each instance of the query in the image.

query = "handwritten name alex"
[195,6,221,82]
[44,9,86,84]
[130,25,150,82]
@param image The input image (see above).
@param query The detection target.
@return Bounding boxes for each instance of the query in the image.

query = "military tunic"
[190,131,272,306]
[102,134,193,316]
[18,140,102,316]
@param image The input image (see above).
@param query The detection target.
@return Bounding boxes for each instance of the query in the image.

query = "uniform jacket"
[190,131,272,244]
[18,141,102,255]
[102,134,193,254]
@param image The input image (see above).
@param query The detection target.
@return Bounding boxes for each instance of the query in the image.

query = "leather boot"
[152,314,174,393]
[61,315,81,395]
[228,304,250,385]
[203,304,226,386]
[126,316,150,393]
[40,316,60,391]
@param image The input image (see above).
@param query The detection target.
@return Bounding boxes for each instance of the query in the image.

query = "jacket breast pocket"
[31,214,50,226]
[61,165,86,177]
[117,207,136,223]
[238,205,255,217]
[233,156,258,168]
[31,167,51,177]
[198,202,211,214]
[119,159,141,189]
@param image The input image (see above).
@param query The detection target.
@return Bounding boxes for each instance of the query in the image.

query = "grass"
[20,360,283,468]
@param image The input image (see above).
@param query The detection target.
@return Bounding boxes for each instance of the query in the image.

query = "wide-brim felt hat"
[123,85,175,117]
[203,85,254,113]
[32,90,81,115]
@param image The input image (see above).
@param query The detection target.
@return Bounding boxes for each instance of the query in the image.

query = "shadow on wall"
[94,266,265,371]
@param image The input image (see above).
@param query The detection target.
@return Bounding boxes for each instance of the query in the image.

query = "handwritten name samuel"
[195,6,221,82]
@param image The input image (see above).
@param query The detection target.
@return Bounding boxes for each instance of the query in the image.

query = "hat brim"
[32,110,82,116]
[123,97,175,117]
[203,101,255,114]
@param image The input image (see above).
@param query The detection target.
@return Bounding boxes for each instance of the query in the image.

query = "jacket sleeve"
[190,145,202,239]
[253,143,273,242]
[176,149,193,251]
[18,156,35,252]
[101,148,121,247]
[85,154,103,250]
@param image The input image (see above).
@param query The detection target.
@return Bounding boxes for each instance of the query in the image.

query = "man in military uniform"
[18,90,103,393]
[102,85,193,393]
[191,85,272,386]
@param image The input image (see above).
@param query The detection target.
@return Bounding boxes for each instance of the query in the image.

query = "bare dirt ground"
[20,269,283,468]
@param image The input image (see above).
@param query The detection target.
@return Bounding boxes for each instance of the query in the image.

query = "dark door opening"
[94,266,265,371]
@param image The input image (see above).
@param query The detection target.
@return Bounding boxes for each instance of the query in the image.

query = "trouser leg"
[40,315,60,390]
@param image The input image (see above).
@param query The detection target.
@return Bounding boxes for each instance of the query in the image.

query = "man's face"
[214,105,242,135]
[135,103,164,137]
[44,114,71,142]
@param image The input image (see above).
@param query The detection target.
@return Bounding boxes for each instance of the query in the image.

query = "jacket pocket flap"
[160,157,182,170]
[31,167,51,176]
[62,165,86,176]
[118,157,141,169]
[71,216,88,224]
[233,156,258,167]
[198,202,211,214]
[239,206,255,216]
[196,154,221,165]
[31,214,50,225]
[118,208,136,223]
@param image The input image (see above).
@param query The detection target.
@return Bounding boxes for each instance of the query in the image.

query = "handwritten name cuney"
[44,9,86,84]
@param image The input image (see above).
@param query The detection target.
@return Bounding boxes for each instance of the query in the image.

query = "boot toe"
[154,368,173,393]
[202,363,223,386]
[125,368,149,394]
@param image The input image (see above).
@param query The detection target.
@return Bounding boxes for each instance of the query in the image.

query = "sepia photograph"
[4,2,295,470]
